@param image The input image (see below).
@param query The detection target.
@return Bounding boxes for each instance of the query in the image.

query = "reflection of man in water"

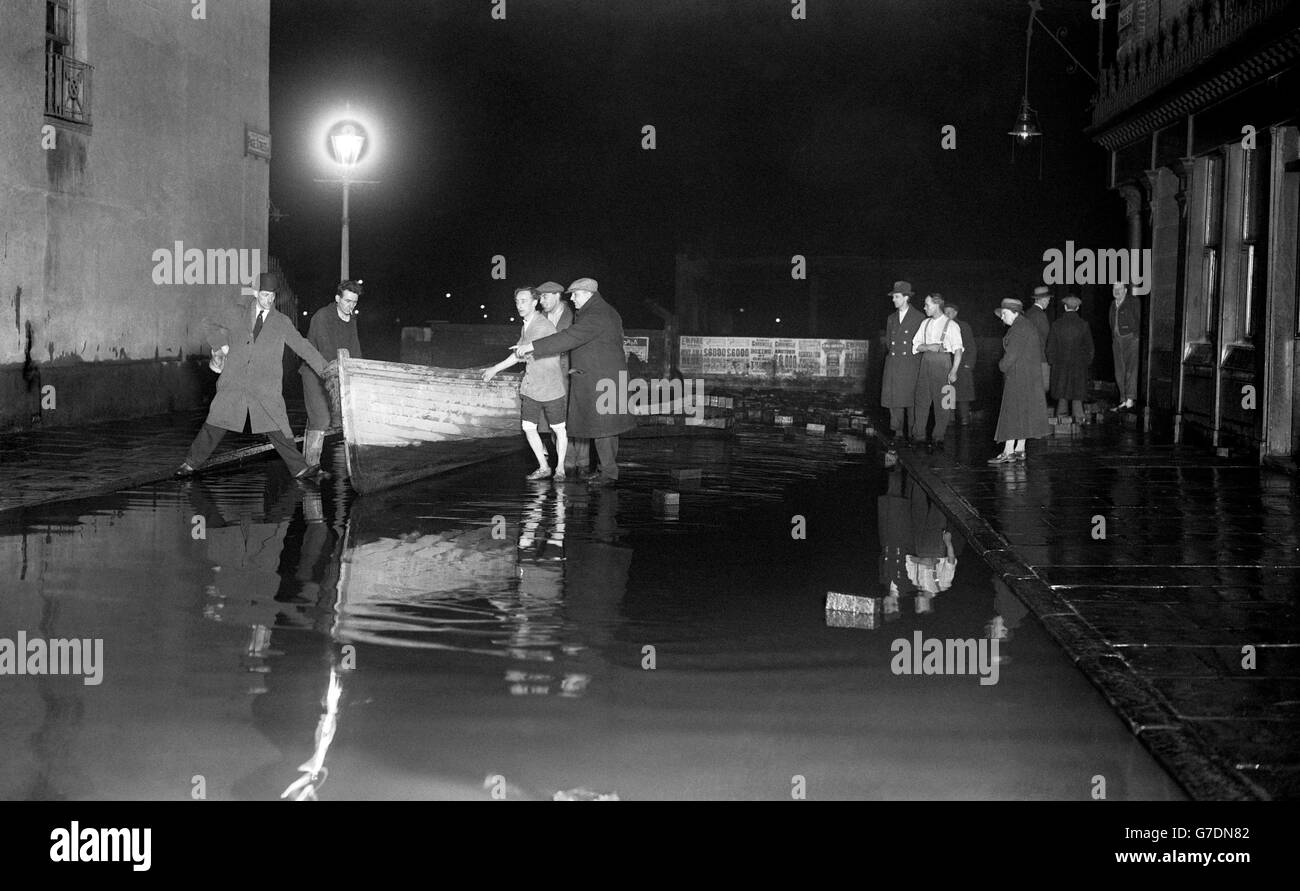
[878,464,915,599]
[905,476,957,611]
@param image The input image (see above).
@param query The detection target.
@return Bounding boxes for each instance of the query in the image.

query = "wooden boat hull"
[337,353,526,493]
[336,351,736,491]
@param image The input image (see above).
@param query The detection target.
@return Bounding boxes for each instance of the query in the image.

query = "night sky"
[268,0,1119,336]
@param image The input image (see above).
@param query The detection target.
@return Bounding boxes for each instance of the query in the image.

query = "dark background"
[268,0,1122,341]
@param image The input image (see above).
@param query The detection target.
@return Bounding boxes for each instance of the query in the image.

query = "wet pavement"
[0,405,308,514]
[874,414,1300,800]
[0,425,1186,800]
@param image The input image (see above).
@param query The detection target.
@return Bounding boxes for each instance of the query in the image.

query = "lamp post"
[316,109,378,280]
[1009,0,1097,145]
[326,118,367,280]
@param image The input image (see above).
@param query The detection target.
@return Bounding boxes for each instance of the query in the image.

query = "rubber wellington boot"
[303,429,326,467]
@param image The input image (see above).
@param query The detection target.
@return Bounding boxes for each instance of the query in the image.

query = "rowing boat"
[335,349,527,493]
[334,350,734,492]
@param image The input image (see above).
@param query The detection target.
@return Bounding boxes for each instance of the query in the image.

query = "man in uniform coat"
[942,303,977,424]
[178,271,333,478]
[1046,294,1094,423]
[517,277,635,487]
[988,298,1049,464]
[881,280,925,446]
[1025,285,1052,398]
[1108,281,1141,412]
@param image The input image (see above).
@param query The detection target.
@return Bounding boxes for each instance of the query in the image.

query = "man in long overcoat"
[881,280,925,445]
[988,298,1048,464]
[1046,294,1094,423]
[178,271,331,478]
[1025,285,1053,398]
[518,277,635,486]
[942,303,977,424]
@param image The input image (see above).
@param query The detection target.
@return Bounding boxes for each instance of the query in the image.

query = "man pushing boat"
[482,285,570,480]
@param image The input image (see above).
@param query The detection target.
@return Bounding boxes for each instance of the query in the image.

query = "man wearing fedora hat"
[515,277,635,486]
[988,298,1049,464]
[177,271,334,479]
[1046,293,1094,424]
[1026,285,1053,398]
[881,280,925,446]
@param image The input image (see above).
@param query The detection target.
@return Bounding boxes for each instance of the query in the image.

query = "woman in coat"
[1046,294,1095,423]
[989,298,1049,464]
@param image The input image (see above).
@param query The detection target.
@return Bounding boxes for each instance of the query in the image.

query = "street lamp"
[326,118,368,280]
[1008,0,1096,144]
[315,107,379,281]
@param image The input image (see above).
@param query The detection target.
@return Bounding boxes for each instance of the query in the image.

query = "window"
[1201,153,1223,339]
[45,0,91,125]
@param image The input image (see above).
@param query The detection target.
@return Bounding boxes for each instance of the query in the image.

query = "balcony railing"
[45,50,92,125]
[1093,0,1292,127]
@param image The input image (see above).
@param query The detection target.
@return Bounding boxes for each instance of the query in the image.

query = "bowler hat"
[258,271,280,293]
[534,281,564,294]
[1032,285,1052,299]
[889,280,913,296]
[566,277,599,294]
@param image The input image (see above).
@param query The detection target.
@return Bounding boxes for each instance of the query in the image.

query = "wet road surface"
[0,429,1185,800]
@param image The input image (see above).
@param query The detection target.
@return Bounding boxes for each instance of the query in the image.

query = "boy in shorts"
[483,287,570,479]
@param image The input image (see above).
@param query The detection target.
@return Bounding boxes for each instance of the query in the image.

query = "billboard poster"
[679,336,703,374]
[623,336,650,362]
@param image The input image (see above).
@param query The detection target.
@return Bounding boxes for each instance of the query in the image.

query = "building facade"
[1089,0,1300,463]
[0,0,271,430]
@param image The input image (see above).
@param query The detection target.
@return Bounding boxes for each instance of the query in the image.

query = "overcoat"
[953,318,977,403]
[994,315,1049,442]
[548,301,575,373]
[204,297,327,435]
[881,305,925,408]
[1046,312,1095,401]
[1024,304,1051,361]
[529,293,636,438]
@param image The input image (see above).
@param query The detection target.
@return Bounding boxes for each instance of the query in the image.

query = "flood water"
[0,428,1185,800]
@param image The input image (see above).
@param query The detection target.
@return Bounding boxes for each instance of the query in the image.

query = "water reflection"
[0,427,1187,800]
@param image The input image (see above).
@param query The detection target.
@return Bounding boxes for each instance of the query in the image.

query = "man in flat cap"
[535,281,586,477]
[1046,293,1094,424]
[988,298,1048,464]
[1108,281,1141,412]
[178,271,334,478]
[300,279,364,468]
[515,277,635,487]
[881,280,925,447]
[483,285,569,480]
[1025,285,1053,399]
[942,302,977,425]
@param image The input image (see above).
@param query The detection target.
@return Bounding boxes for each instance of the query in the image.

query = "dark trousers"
[888,408,910,437]
[912,352,952,443]
[186,422,307,474]
[593,436,619,480]
[566,436,591,470]
[1113,334,1139,402]
[955,401,972,424]
[302,373,334,430]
